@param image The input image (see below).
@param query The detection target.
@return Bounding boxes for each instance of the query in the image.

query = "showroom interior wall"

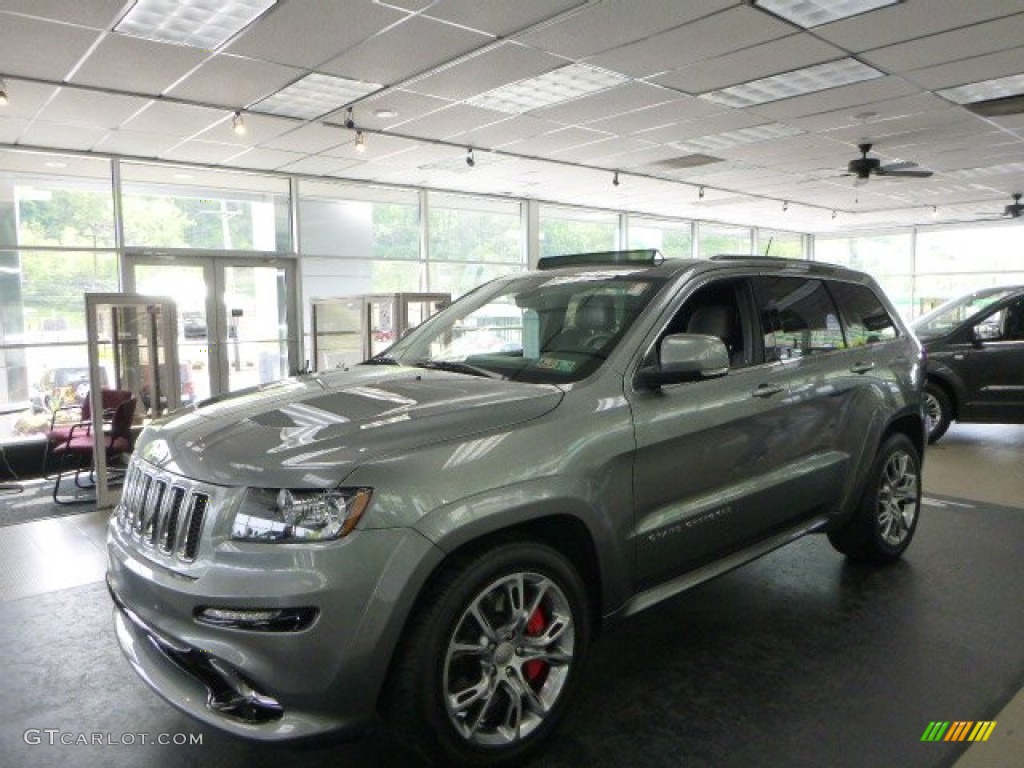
[1,144,1022,451]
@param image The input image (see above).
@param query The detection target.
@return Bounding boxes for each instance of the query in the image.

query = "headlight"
[231,487,373,542]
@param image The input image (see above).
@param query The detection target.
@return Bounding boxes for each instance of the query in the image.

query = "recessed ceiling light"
[753,0,900,29]
[669,123,803,153]
[467,63,629,114]
[700,58,884,108]
[115,0,276,50]
[252,73,381,120]
[374,109,398,119]
[938,73,1024,105]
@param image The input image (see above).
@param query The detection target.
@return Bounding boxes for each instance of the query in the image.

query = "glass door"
[124,253,298,403]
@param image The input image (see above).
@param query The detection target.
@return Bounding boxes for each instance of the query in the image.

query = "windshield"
[375,270,666,383]
[912,288,1018,339]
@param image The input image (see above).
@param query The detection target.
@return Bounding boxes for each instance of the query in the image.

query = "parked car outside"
[108,252,925,767]
[911,285,1024,442]
[30,366,110,413]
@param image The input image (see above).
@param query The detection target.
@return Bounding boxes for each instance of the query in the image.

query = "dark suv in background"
[912,285,1024,442]
[108,252,925,767]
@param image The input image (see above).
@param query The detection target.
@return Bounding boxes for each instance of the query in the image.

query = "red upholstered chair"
[51,396,136,505]
[43,389,134,471]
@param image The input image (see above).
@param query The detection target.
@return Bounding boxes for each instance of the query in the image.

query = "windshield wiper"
[411,360,505,379]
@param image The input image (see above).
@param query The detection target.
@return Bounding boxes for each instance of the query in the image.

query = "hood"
[134,366,564,488]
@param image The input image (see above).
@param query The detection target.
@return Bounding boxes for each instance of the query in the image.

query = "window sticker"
[534,356,579,373]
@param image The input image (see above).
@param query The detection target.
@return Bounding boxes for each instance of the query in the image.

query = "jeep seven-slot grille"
[118,463,210,562]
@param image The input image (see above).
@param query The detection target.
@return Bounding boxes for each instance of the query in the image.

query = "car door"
[629,275,798,588]
[958,297,1024,421]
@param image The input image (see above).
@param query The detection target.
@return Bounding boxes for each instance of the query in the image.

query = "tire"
[828,433,921,564]
[384,540,591,768]
[924,383,952,444]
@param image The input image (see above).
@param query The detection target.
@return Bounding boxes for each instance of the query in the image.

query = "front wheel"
[384,541,590,768]
[828,433,921,563]
[924,383,952,443]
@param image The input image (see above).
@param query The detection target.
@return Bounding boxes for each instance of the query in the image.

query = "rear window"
[828,281,899,346]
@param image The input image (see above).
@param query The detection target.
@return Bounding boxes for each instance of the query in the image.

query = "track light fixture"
[231,111,246,136]
[613,171,620,187]
[355,131,366,153]
[930,205,939,218]
[832,209,838,220]
[466,148,475,167]
[698,186,705,200]
[0,80,8,107]
[782,200,789,212]
[344,107,355,129]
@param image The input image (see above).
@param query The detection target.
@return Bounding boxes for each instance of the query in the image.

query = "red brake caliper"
[524,605,548,683]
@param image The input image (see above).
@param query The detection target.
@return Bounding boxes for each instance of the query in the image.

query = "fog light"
[195,606,318,631]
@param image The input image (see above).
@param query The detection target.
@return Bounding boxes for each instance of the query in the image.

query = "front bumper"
[106,521,443,741]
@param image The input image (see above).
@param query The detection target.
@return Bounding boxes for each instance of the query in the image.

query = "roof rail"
[537,249,664,271]
[709,253,801,264]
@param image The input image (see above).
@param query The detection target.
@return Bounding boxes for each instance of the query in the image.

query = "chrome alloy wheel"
[443,572,575,747]
[923,391,942,437]
[876,449,919,546]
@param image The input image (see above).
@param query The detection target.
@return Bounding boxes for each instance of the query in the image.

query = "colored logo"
[921,721,997,742]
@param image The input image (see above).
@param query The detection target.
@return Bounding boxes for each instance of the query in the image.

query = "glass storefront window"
[698,223,752,258]
[628,217,692,258]
[758,229,804,259]
[539,206,619,258]
[429,193,522,264]
[121,163,291,252]
[429,262,524,298]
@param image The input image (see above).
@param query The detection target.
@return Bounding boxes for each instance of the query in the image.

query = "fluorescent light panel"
[115,0,276,50]
[938,73,1024,105]
[754,0,900,28]
[670,123,803,153]
[467,63,629,114]
[253,73,382,120]
[700,58,884,108]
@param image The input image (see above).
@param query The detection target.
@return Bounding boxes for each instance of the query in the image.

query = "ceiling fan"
[969,193,1024,220]
[845,143,934,184]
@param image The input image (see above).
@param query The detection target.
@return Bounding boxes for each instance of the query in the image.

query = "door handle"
[849,361,875,374]
[751,384,785,398]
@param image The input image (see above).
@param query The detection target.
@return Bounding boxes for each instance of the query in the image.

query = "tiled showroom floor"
[0,423,1021,768]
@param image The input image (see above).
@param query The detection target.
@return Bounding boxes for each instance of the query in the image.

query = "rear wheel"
[384,541,590,768]
[828,433,921,563]
[924,383,952,443]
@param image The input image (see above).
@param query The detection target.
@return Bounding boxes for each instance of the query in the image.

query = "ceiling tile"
[392,103,507,141]
[503,126,613,155]
[404,42,566,101]
[425,0,585,37]
[527,82,679,124]
[320,16,492,85]
[276,156,364,176]
[261,123,349,154]
[585,96,728,135]
[36,89,150,130]
[653,34,846,95]
[0,0,125,28]
[168,55,303,109]
[93,130,182,157]
[226,0,407,69]
[0,118,30,144]
[0,79,61,119]
[814,0,1024,51]
[18,121,108,151]
[122,101,229,136]
[320,132,423,160]
[901,49,1024,91]
[0,13,102,80]
[588,6,792,79]
[822,109,981,145]
[450,116,566,147]
[861,13,1024,73]
[633,111,768,144]
[517,0,733,59]
[785,93,952,132]
[71,35,210,95]
[223,147,307,171]
[194,112,303,146]
[747,76,920,121]
[160,140,249,165]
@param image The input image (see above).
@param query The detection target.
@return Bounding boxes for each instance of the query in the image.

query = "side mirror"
[973,323,1000,343]
[637,333,729,390]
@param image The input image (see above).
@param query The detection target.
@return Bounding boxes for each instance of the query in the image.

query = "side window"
[1005,300,1024,341]
[657,278,752,369]
[829,281,899,346]
[754,277,846,360]
[978,299,1024,341]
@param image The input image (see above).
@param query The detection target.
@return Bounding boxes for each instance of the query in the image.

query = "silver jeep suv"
[107,251,925,767]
